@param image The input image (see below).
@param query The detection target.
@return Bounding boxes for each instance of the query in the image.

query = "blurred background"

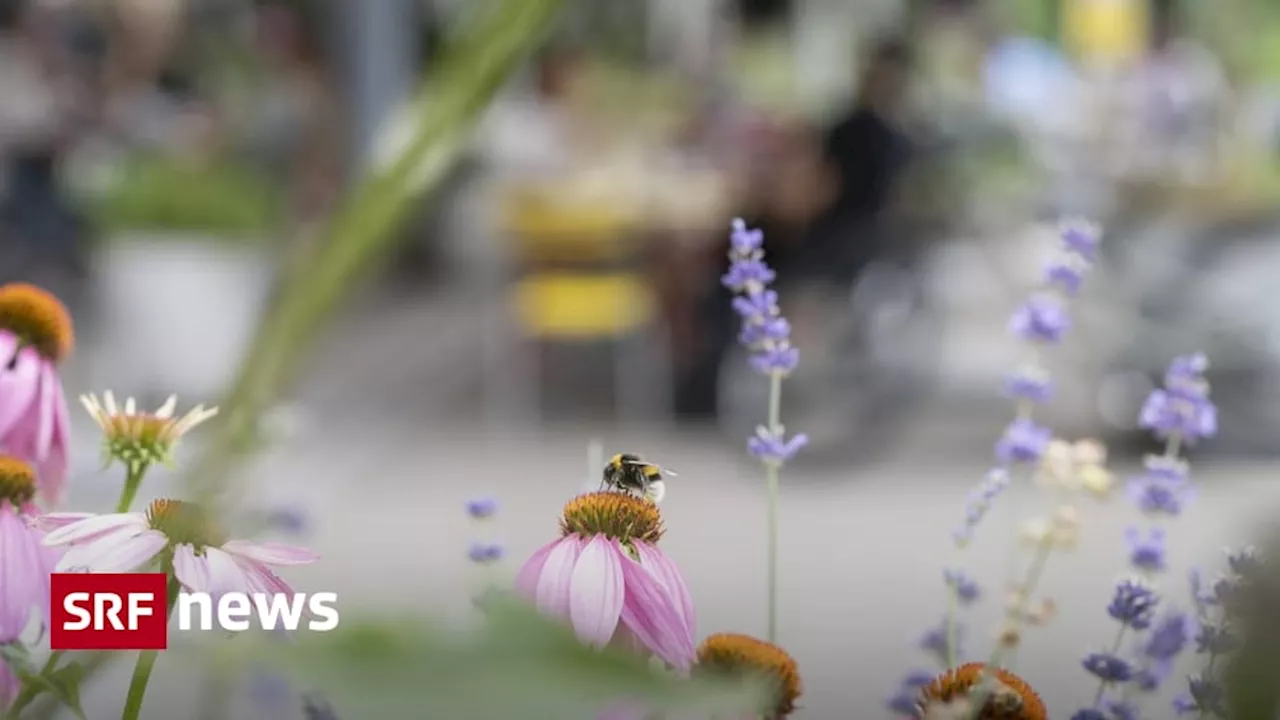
[6,0,1280,716]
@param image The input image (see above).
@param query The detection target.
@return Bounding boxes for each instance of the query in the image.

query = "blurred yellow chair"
[484,187,671,425]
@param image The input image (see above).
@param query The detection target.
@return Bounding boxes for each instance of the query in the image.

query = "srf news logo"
[50,573,340,651]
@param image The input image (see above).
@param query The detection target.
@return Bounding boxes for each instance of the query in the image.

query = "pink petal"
[632,541,696,639]
[173,544,210,591]
[196,547,251,599]
[0,348,40,438]
[0,504,39,639]
[235,558,296,596]
[0,331,14,362]
[534,536,584,618]
[43,513,147,546]
[32,365,56,460]
[37,379,71,506]
[221,540,317,566]
[618,554,696,671]
[33,512,92,532]
[514,539,559,599]
[567,535,625,648]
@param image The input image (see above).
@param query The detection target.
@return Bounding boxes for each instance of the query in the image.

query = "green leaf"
[0,643,33,676]
[252,596,768,719]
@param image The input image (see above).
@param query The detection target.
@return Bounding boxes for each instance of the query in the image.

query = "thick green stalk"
[120,578,181,720]
[116,461,150,514]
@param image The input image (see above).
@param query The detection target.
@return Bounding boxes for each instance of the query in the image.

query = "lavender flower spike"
[722,220,804,645]
[722,219,799,378]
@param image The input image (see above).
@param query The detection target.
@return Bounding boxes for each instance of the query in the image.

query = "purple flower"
[746,426,808,465]
[1045,256,1087,296]
[885,671,933,715]
[722,220,801,379]
[944,569,981,605]
[1194,623,1239,655]
[1009,295,1071,343]
[1083,652,1133,683]
[995,418,1052,464]
[1138,389,1218,443]
[1108,579,1159,630]
[1144,612,1194,661]
[1126,474,1195,517]
[1133,660,1173,692]
[728,217,764,254]
[466,497,499,520]
[731,290,779,320]
[952,469,1010,545]
[1104,699,1139,720]
[1124,526,1168,572]
[748,345,800,375]
[919,618,962,665]
[1003,366,1054,403]
[468,542,504,564]
[1070,710,1107,720]
[1061,220,1101,261]
[721,258,776,290]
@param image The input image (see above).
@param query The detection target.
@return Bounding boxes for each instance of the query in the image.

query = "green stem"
[120,578,180,720]
[944,586,959,669]
[1092,625,1129,706]
[966,541,1054,720]
[115,462,150,514]
[6,649,66,718]
[763,371,783,644]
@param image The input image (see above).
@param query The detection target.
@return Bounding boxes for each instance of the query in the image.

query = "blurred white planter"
[95,234,272,403]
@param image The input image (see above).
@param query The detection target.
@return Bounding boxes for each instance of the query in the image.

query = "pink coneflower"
[41,499,318,596]
[0,284,74,506]
[0,456,62,641]
[516,491,696,670]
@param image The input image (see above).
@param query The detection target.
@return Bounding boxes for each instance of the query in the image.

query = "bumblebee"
[601,453,676,504]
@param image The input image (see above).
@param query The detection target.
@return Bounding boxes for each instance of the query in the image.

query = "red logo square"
[50,573,168,651]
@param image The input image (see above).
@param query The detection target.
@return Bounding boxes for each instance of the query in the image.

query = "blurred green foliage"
[91,154,281,238]
[232,596,767,719]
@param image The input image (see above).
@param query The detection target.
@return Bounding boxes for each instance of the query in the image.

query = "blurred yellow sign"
[1063,0,1148,65]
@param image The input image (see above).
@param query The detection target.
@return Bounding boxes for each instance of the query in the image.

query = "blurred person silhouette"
[674,36,917,419]
[0,0,90,286]
[479,45,586,181]
[806,35,916,285]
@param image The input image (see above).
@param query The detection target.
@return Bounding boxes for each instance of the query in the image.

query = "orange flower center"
[917,663,1047,720]
[559,491,664,545]
[695,633,803,718]
[0,284,74,363]
[0,455,37,506]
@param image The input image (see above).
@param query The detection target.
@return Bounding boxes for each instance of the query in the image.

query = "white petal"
[91,531,168,572]
[124,397,136,416]
[154,395,177,419]
[54,526,149,571]
[103,390,119,416]
[43,513,147,547]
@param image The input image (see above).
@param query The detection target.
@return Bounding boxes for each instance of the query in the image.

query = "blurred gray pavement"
[50,289,1280,719]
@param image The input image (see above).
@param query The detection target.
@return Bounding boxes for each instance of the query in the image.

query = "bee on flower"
[916,662,1047,720]
[516,491,695,670]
